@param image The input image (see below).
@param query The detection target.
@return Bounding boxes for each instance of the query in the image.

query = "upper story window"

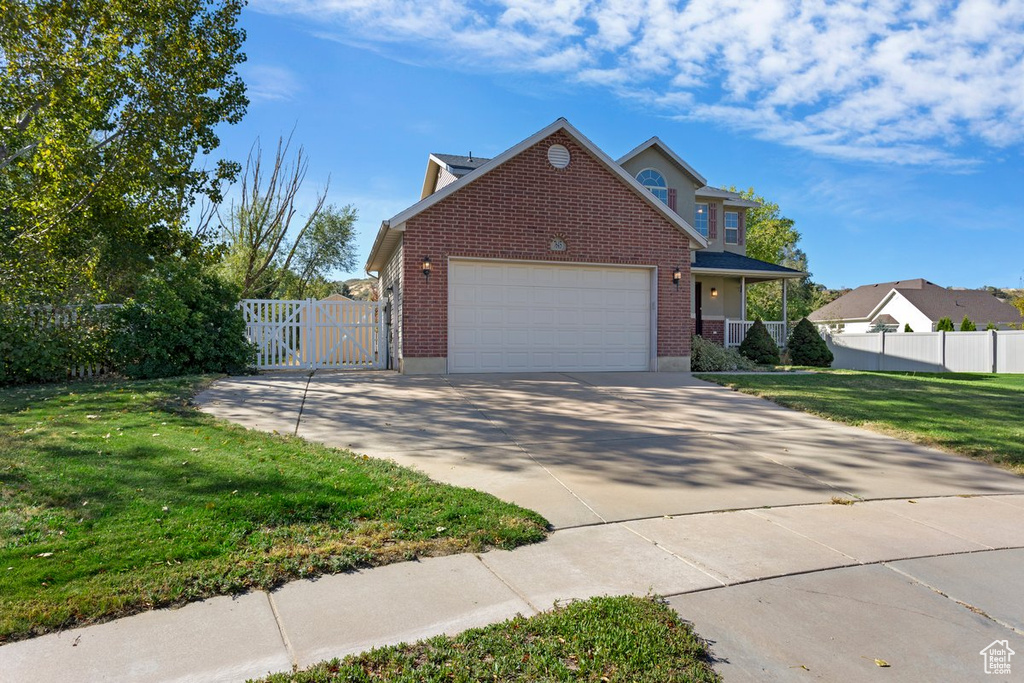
[636,168,668,204]
[694,203,709,238]
[724,211,739,244]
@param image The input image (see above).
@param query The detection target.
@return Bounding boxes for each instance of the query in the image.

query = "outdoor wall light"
[386,285,394,295]
[672,267,681,289]
[422,256,432,280]
[710,287,718,298]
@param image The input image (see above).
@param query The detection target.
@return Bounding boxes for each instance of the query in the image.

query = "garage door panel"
[530,309,557,326]
[449,261,652,373]
[507,287,532,305]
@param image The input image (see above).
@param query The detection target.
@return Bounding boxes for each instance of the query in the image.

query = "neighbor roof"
[899,287,1024,324]
[809,278,1024,325]
[809,279,927,321]
[367,118,708,273]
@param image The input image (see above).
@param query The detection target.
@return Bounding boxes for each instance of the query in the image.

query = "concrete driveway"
[4,371,1022,683]
[195,371,1024,680]
[198,370,1024,529]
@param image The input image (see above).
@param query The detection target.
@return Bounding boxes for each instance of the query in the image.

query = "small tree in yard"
[960,316,976,331]
[936,317,955,332]
[904,323,913,332]
[738,319,780,365]
[787,318,833,367]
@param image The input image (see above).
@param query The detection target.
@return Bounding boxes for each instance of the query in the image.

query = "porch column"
[782,278,788,343]
[741,276,746,320]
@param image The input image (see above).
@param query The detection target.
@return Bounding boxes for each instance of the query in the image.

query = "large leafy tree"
[735,188,817,321]
[0,0,247,303]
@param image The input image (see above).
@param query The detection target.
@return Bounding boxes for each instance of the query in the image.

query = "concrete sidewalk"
[3,494,1024,682]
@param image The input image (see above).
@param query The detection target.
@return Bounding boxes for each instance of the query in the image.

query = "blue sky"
[211,0,1024,290]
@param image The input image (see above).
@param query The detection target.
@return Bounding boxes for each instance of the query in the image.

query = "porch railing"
[724,319,788,349]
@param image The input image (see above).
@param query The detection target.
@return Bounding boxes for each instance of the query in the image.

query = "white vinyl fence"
[239,298,385,370]
[725,319,787,349]
[825,330,1024,373]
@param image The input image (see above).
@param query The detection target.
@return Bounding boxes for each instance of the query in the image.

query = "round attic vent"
[547,144,570,169]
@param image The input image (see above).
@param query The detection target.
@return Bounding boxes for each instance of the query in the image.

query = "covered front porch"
[691,251,805,349]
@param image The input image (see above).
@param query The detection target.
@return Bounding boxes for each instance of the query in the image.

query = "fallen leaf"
[36,552,54,558]
[874,659,890,668]
[86,415,99,419]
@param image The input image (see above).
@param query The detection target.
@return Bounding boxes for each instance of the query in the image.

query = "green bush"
[738,319,780,365]
[111,261,256,378]
[904,323,913,332]
[986,322,998,331]
[959,316,976,331]
[691,335,757,372]
[787,318,833,367]
[0,305,112,385]
[936,317,955,332]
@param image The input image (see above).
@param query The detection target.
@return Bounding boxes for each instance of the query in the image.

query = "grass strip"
[0,377,548,642]
[697,370,1024,472]
[253,595,721,683]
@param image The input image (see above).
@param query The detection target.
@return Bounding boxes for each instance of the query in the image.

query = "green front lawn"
[0,377,548,642]
[697,371,1024,472]
[254,596,721,683]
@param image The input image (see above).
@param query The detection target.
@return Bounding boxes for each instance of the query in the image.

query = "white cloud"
[243,64,302,102]
[251,0,1024,165]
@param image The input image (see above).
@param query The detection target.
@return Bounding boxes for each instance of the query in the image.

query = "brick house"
[366,119,802,373]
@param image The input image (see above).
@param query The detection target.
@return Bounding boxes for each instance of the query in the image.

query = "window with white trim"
[724,211,739,244]
[694,203,709,238]
[636,168,668,204]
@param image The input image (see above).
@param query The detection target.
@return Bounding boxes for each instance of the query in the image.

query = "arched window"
[636,168,668,204]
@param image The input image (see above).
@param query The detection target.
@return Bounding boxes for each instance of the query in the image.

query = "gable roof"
[367,118,708,273]
[419,153,491,199]
[809,278,1024,325]
[431,153,489,175]
[617,137,707,187]
[809,279,925,321]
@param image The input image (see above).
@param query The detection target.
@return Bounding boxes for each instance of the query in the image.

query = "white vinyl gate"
[239,298,385,370]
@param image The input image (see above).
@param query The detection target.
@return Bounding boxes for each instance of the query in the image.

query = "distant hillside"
[337,277,376,300]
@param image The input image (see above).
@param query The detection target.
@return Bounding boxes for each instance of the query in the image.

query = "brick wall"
[701,319,725,346]
[401,131,694,361]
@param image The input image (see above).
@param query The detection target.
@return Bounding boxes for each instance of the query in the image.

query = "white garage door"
[448,260,652,373]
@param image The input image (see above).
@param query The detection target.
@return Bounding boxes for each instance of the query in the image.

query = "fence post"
[938,330,946,371]
[376,300,386,369]
[991,329,998,374]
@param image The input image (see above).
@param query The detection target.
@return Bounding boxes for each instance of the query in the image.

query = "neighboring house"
[366,118,803,374]
[809,278,1024,333]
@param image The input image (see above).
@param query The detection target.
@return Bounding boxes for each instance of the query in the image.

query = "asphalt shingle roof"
[432,153,491,177]
[693,251,804,274]
[809,278,1024,325]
